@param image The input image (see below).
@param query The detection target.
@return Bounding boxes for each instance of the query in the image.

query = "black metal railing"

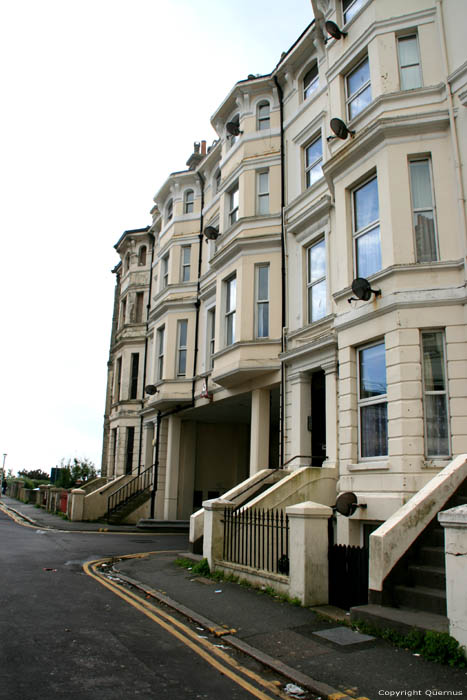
[107,465,153,520]
[223,507,289,575]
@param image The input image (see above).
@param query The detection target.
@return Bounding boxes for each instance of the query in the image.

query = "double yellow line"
[84,553,296,700]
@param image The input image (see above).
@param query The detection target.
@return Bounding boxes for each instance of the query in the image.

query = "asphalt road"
[0,509,291,700]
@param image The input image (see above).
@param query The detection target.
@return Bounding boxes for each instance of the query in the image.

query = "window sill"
[423,458,451,469]
[348,461,389,472]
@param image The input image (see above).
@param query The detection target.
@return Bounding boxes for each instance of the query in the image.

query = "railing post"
[203,498,234,570]
[286,501,333,606]
[69,488,86,521]
[439,505,467,650]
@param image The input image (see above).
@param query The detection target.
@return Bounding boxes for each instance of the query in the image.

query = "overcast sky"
[0,0,314,475]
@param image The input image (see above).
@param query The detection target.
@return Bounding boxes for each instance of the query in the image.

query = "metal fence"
[223,507,289,575]
[107,465,153,519]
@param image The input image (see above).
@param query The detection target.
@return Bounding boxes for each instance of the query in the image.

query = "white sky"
[0,0,313,475]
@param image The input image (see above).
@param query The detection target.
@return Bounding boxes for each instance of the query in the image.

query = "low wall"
[68,475,131,521]
[439,505,467,651]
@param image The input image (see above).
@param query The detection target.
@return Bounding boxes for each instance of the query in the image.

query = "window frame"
[255,264,269,339]
[307,237,327,324]
[135,291,144,323]
[181,245,191,282]
[177,319,188,377]
[346,55,372,120]
[257,101,270,130]
[228,184,239,226]
[161,254,169,289]
[225,275,236,347]
[166,198,173,222]
[408,157,438,263]
[303,63,319,100]
[257,170,269,215]
[352,174,381,278]
[228,114,240,147]
[156,326,165,380]
[304,134,323,189]
[343,0,366,24]
[184,189,194,214]
[357,340,388,460]
[129,352,139,399]
[138,246,147,266]
[115,356,122,402]
[397,34,422,91]
[207,306,216,370]
[421,330,451,457]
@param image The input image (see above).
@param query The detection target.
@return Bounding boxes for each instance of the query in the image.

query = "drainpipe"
[435,0,467,284]
[274,74,287,468]
[149,169,205,518]
[137,231,155,475]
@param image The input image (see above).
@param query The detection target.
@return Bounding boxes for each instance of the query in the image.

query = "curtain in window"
[425,396,449,456]
[356,226,381,278]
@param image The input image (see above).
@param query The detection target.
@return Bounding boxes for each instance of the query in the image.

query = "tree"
[55,458,99,488]
[18,469,50,481]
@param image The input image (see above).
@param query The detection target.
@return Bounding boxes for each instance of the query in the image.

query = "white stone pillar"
[250,388,270,476]
[438,505,467,650]
[69,489,86,521]
[203,499,235,570]
[322,360,338,468]
[287,372,311,468]
[287,501,333,605]
[144,422,155,471]
[164,415,182,520]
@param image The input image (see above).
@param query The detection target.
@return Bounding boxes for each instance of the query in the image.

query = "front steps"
[351,475,467,633]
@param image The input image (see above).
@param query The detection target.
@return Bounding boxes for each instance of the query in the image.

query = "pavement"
[2,494,467,699]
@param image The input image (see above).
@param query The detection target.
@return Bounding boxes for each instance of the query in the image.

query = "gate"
[328,544,369,610]
[223,508,289,575]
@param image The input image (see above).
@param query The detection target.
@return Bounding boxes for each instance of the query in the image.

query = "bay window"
[358,342,388,458]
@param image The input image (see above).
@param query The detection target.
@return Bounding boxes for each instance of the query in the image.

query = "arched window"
[138,246,147,266]
[303,63,319,100]
[167,199,173,222]
[184,189,194,214]
[257,101,270,130]
[124,253,130,272]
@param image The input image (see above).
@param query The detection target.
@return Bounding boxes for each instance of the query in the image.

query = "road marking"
[84,555,300,700]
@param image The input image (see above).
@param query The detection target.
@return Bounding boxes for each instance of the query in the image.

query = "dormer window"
[184,189,194,214]
[257,101,270,130]
[303,63,319,100]
[167,199,173,222]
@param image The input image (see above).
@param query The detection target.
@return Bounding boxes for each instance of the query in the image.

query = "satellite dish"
[204,225,219,241]
[330,117,355,140]
[350,277,381,302]
[335,492,358,517]
[145,385,158,395]
[226,121,242,137]
[325,21,347,40]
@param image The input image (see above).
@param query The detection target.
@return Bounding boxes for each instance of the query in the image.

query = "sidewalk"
[2,495,466,698]
[0,495,138,532]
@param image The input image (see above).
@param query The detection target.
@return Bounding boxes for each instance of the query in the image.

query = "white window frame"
[346,56,372,120]
[177,319,188,377]
[228,184,239,226]
[161,254,169,289]
[397,34,422,91]
[342,0,366,24]
[307,238,326,323]
[303,63,319,100]
[357,340,388,460]
[352,174,381,278]
[181,245,191,282]
[257,170,269,215]
[156,326,165,380]
[421,330,451,457]
[255,264,269,339]
[409,157,438,263]
[225,275,236,347]
[166,199,173,222]
[305,135,323,189]
[184,189,194,214]
[207,306,216,370]
[257,101,270,130]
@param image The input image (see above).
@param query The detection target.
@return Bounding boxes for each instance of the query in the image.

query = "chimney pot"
[201,140,207,155]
